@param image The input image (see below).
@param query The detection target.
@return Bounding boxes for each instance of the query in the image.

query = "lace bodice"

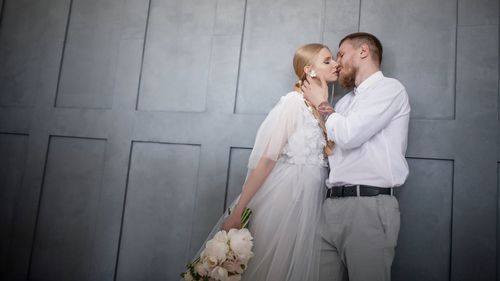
[279,92,328,167]
[247,91,328,170]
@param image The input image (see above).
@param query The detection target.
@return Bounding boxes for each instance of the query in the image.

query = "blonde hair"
[292,43,334,156]
[293,43,327,91]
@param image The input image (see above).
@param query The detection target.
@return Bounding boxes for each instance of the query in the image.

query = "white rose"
[203,239,229,263]
[228,228,254,260]
[210,266,228,281]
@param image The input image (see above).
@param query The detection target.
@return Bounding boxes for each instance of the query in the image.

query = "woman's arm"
[222,93,301,231]
[222,156,276,231]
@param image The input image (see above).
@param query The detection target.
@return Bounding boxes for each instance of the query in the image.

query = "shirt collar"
[353,71,384,95]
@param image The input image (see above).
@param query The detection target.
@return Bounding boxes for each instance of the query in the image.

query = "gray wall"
[0,0,498,280]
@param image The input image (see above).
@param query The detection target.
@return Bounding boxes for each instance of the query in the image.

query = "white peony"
[203,238,229,263]
[226,274,242,281]
[183,225,254,281]
[210,266,228,280]
[222,258,244,274]
[227,228,254,260]
[202,256,218,269]
[212,230,229,243]
[195,262,209,276]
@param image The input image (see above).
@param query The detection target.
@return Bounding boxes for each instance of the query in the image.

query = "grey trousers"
[319,195,400,281]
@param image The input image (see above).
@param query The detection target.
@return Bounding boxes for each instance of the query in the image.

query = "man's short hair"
[339,32,383,65]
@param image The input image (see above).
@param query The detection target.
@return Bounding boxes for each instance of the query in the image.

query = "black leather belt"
[326,185,393,198]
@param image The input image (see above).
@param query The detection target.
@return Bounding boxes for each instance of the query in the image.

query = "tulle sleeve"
[247,92,304,170]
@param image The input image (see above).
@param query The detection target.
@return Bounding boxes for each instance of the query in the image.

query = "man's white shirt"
[326,71,410,188]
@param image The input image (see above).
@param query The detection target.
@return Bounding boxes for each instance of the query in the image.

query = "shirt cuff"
[325,112,341,141]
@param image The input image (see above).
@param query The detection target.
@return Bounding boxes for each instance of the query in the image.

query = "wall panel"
[0,0,47,107]
[55,0,122,109]
[0,133,28,277]
[29,136,107,281]
[115,142,201,281]
[393,158,453,281]
[137,0,217,112]
[361,0,457,120]
[235,0,324,114]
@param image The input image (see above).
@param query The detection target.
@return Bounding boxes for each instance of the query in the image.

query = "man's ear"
[359,43,369,59]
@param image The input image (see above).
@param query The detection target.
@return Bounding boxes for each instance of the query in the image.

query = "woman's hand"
[222,212,242,231]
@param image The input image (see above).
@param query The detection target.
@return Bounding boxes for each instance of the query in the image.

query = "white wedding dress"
[196,91,328,281]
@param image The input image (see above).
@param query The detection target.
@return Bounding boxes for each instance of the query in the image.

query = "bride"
[202,43,339,281]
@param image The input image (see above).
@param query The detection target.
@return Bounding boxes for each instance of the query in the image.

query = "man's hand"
[301,75,328,108]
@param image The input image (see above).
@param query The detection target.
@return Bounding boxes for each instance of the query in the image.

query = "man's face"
[336,40,357,89]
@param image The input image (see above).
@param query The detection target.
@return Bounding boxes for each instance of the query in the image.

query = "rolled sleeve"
[326,88,407,149]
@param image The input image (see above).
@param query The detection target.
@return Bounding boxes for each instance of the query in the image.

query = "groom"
[302,32,410,281]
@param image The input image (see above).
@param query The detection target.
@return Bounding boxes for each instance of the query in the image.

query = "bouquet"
[181,208,253,281]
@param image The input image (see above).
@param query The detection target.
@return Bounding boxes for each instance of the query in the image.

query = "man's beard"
[339,66,356,90]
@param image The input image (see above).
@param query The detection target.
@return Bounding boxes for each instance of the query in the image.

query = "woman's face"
[310,48,339,82]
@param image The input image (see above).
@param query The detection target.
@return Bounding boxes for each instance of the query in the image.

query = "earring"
[308,70,317,78]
